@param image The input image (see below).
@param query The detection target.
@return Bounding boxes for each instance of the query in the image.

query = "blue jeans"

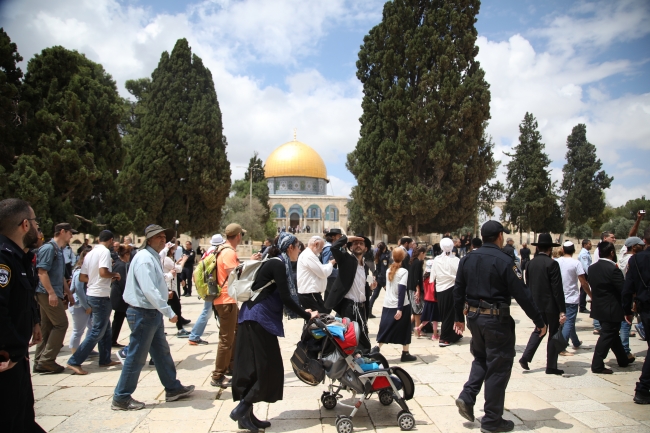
[68,296,112,366]
[562,303,581,347]
[621,320,632,354]
[189,300,212,342]
[113,307,182,402]
[594,319,601,331]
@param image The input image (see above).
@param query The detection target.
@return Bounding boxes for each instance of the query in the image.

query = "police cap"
[481,220,510,238]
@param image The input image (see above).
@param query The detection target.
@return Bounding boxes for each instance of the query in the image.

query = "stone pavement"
[31,291,648,433]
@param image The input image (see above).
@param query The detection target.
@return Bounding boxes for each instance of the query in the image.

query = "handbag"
[550,324,569,352]
[290,341,325,386]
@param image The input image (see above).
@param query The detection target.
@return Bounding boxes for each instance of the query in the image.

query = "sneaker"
[634,389,650,405]
[116,348,127,364]
[177,329,191,338]
[166,384,195,402]
[480,419,515,433]
[189,338,208,346]
[112,398,145,411]
[439,340,450,347]
[400,352,417,362]
[210,375,232,388]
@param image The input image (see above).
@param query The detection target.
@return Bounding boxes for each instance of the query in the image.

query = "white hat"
[563,241,574,247]
[210,234,225,246]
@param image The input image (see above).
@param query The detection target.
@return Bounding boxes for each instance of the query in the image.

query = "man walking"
[578,239,593,313]
[556,241,591,352]
[180,241,196,297]
[519,234,567,375]
[519,243,531,271]
[623,226,650,404]
[0,199,45,432]
[297,236,334,313]
[112,224,194,410]
[322,228,343,293]
[67,230,121,374]
[33,223,76,373]
[453,221,545,433]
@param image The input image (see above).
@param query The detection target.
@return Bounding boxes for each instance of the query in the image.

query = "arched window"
[288,204,304,218]
[272,204,286,218]
[307,205,321,219]
[325,205,339,222]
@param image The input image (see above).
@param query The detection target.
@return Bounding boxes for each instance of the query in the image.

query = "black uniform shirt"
[0,235,38,362]
[453,242,544,327]
[182,248,195,269]
[622,249,650,314]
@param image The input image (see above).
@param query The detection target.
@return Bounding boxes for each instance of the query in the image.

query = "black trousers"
[579,274,588,310]
[521,311,560,370]
[591,320,629,371]
[638,310,650,392]
[336,299,370,352]
[438,289,461,343]
[112,310,127,344]
[369,283,385,313]
[167,292,185,330]
[298,293,330,314]
[458,314,515,430]
[181,268,193,295]
[0,357,45,433]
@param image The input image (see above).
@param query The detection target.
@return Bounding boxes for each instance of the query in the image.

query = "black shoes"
[166,385,195,402]
[111,397,145,411]
[545,368,564,375]
[400,352,417,362]
[230,401,258,433]
[481,419,515,432]
[592,367,613,374]
[368,313,377,319]
[518,359,529,371]
[634,389,650,405]
[455,398,474,422]
[579,308,590,313]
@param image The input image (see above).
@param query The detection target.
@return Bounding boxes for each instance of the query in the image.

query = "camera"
[641,210,646,214]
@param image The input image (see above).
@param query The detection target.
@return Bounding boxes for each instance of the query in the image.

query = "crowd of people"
[1,197,649,433]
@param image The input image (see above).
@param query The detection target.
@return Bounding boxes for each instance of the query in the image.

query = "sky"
[1,0,649,207]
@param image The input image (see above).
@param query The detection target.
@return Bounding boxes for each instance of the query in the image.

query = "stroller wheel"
[379,389,394,406]
[397,411,415,431]
[336,415,354,433]
[321,393,338,410]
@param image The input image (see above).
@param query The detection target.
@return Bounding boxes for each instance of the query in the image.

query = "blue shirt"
[36,240,65,298]
[578,248,592,275]
[122,246,175,318]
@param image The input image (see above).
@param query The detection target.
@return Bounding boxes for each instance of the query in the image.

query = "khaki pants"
[211,303,238,380]
[34,292,69,367]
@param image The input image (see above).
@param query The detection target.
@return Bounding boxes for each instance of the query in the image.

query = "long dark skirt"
[438,289,461,343]
[232,321,284,404]
[421,301,440,323]
[376,304,412,345]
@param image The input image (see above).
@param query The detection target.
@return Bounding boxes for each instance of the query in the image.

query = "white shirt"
[345,265,367,303]
[81,244,113,297]
[618,254,632,278]
[297,248,333,294]
[556,256,585,304]
[429,252,460,292]
[384,268,409,309]
[161,254,182,292]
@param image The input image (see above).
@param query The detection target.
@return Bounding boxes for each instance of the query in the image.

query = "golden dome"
[264,139,328,179]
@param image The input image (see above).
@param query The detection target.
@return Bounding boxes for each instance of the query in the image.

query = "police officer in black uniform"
[452,221,546,433]
[0,198,45,433]
[622,226,650,404]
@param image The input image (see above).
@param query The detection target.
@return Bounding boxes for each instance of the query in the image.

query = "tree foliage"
[347,0,494,234]
[560,123,612,232]
[503,112,561,234]
[232,152,269,222]
[220,195,273,242]
[347,186,371,235]
[118,38,231,237]
[0,28,27,170]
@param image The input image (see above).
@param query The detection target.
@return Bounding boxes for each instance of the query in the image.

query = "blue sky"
[2,0,649,206]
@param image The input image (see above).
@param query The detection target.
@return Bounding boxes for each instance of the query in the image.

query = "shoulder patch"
[0,264,11,288]
[513,265,522,280]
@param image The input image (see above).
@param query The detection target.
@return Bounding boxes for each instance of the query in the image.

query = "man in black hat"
[324,234,375,352]
[519,233,567,375]
[453,220,546,433]
[321,228,342,294]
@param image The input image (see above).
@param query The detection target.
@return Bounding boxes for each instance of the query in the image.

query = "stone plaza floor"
[31,291,648,433]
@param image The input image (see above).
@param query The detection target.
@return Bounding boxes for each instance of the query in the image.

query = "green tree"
[347,186,371,235]
[559,124,613,240]
[118,38,231,236]
[4,46,127,235]
[220,195,270,242]
[348,0,494,234]
[600,217,634,239]
[0,28,27,170]
[231,152,269,222]
[503,112,559,236]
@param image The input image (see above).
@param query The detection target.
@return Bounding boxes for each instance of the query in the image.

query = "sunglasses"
[18,217,41,226]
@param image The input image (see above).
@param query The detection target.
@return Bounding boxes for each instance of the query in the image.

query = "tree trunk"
[519,227,522,245]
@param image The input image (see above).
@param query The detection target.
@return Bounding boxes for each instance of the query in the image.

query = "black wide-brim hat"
[326,228,343,236]
[531,233,560,247]
[347,235,372,251]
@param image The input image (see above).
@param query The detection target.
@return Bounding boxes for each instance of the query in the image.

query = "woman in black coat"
[110,245,131,348]
[369,242,390,318]
[408,247,426,336]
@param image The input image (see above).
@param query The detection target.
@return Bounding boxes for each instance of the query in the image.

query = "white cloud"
[606,183,650,207]
[327,175,353,198]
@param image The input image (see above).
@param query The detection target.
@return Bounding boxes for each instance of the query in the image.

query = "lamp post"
[174,220,179,239]
[236,164,262,212]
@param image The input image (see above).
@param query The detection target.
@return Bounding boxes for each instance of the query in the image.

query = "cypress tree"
[503,112,559,235]
[348,0,494,234]
[0,28,27,171]
[560,124,613,237]
[119,39,231,236]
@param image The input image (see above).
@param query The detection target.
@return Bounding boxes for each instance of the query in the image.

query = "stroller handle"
[313,318,327,330]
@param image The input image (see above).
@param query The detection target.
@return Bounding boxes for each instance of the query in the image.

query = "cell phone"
[641,210,646,214]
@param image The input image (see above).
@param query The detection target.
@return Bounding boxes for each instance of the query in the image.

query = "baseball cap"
[624,236,645,248]
[210,234,225,246]
[225,223,246,236]
[481,220,510,238]
[54,223,79,234]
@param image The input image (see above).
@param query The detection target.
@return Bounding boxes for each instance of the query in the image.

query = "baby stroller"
[291,315,415,433]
